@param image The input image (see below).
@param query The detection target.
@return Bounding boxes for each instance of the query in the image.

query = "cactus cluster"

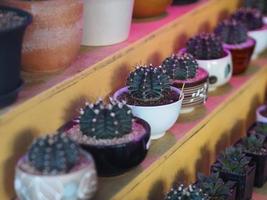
[244,0,267,15]
[239,135,265,154]
[196,173,233,200]
[78,99,133,139]
[186,33,224,60]
[162,53,198,80]
[216,147,251,175]
[231,8,263,31]
[215,19,248,45]
[127,65,171,102]
[165,184,208,200]
[28,132,80,174]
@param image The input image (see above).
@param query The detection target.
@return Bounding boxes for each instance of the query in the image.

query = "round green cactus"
[186,33,224,60]
[215,19,248,45]
[28,132,80,174]
[162,53,198,80]
[127,65,171,102]
[78,99,133,139]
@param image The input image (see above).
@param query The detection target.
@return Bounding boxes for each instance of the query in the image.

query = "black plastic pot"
[172,0,198,5]
[211,163,256,200]
[60,117,151,177]
[0,6,32,108]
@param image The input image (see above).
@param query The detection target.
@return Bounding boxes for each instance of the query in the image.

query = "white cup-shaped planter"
[82,0,134,46]
[264,16,267,25]
[114,87,184,140]
[256,104,267,123]
[248,24,267,59]
[195,49,233,91]
[15,151,97,200]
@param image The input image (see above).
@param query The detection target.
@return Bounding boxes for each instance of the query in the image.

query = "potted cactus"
[63,99,151,176]
[113,65,184,140]
[196,173,236,200]
[162,53,209,113]
[172,0,198,5]
[248,122,267,142]
[183,33,233,91]
[133,0,172,18]
[256,104,267,123]
[165,184,209,199]
[0,0,83,73]
[244,0,267,16]
[214,19,256,75]
[0,6,31,108]
[211,147,256,200]
[236,135,267,187]
[231,8,267,59]
[82,0,134,46]
[14,132,97,200]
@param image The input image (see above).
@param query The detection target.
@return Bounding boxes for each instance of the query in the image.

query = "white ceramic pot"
[195,49,233,91]
[264,16,267,25]
[15,151,97,200]
[82,0,134,46]
[248,25,267,59]
[113,87,184,140]
[256,105,267,123]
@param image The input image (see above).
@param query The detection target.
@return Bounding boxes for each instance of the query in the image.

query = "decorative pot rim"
[222,37,256,50]
[113,86,184,109]
[256,104,267,118]
[16,150,94,178]
[0,6,32,34]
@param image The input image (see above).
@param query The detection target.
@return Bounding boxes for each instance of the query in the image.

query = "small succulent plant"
[196,173,233,200]
[127,65,171,102]
[165,184,208,200]
[231,8,263,31]
[215,19,248,45]
[244,0,267,15]
[78,99,133,139]
[162,53,198,80]
[186,33,224,60]
[216,147,251,175]
[238,135,265,154]
[28,132,80,174]
[253,122,267,136]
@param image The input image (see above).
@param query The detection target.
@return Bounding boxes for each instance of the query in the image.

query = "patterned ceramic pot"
[248,24,267,59]
[172,67,209,113]
[114,87,184,140]
[223,37,255,75]
[15,150,97,200]
[0,0,83,73]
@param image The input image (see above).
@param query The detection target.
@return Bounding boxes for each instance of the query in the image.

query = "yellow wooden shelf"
[0,0,250,199]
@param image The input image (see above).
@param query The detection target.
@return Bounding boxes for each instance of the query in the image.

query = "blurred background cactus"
[243,0,267,15]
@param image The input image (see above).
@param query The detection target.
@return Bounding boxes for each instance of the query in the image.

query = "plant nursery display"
[196,173,236,200]
[211,147,255,200]
[232,8,267,59]
[172,0,198,5]
[133,0,172,18]
[114,65,184,140]
[165,184,209,200]
[162,53,208,113]
[64,99,151,176]
[184,33,233,91]
[0,0,83,73]
[214,19,255,75]
[237,135,267,187]
[14,133,97,200]
[0,6,31,108]
[82,0,134,46]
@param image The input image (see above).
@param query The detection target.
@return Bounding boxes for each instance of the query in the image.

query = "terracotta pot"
[133,0,173,18]
[0,0,83,73]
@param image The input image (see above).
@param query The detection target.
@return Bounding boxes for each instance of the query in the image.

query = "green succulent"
[196,173,233,200]
[217,147,251,175]
[239,135,265,154]
[254,122,267,136]
[78,99,133,139]
[162,53,198,80]
[165,184,209,200]
[127,65,171,102]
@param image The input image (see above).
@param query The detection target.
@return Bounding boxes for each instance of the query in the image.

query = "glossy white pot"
[196,49,233,91]
[15,151,97,200]
[82,0,134,46]
[264,16,267,25]
[248,25,267,59]
[256,104,267,123]
[113,87,184,140]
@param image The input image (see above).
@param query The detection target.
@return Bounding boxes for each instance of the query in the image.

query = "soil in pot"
[0,6,32,107]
